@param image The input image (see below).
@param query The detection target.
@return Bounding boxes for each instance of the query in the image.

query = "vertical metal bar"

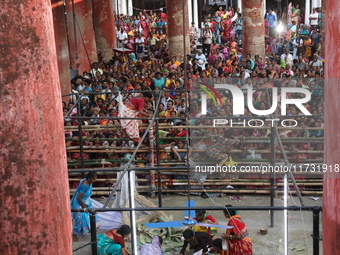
[89,212,98,255]
[313,209,320,255]
[181,0,191,215]
[283,174,288,255]
[155,119,162,207]
[128,171,137,254]
[265,88,304,206]
[76,94,85,179]
[270,126,275,227]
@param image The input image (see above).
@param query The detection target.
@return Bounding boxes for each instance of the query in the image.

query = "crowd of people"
[71,172,252,254]
[65,4,324,191]
[68,5,324,254]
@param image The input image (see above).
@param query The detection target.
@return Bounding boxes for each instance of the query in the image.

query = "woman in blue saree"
[71,172,103,241]
[97,225,131,255]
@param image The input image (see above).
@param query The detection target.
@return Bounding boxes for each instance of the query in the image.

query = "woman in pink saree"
[221,15,232,42]
[119,91,152,143]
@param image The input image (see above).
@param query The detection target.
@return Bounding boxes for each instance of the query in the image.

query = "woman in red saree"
[221,15,232,42]
[119,91,152,143]
[220,205,252,255]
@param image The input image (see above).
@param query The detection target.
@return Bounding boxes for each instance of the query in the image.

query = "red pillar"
[166,0,190,62]
[52,0,71,103]
[242,0,265,61]
[92,0,117,62]
[0,0,72,254]
[323,0,340,254]
[320,1,326,58]
[65,0,98,74]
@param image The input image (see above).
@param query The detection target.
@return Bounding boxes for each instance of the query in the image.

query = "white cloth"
[140,236,163,255]
[91,199,122,229]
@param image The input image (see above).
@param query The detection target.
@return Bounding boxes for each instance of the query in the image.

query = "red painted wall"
[92,0,117,62]
[0,0,72,254]
[242,0,265,61]
[323,0,340,254]
[166,0,190,62]
[65,0,98,74]
[52,0,71,103]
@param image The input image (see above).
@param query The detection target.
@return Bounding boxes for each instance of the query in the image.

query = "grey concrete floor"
[72,194,322,255]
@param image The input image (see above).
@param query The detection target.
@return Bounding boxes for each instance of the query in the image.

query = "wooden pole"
[149,122,156,198]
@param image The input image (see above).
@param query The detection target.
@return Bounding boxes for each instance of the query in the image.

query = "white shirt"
[195,53,206,62]
[309,60,323,68]
[76,84,86,91]
[281,53,293,65]
[90,68,103,78]
[161,97,172,111]
[309,12,319,25]
[135,37,145,45]
[117,31,128,43]
[190,26,199,37]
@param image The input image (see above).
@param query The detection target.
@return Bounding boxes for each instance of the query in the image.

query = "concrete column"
[238,0,242,13]
[128,0,133,16]
[193,0,199,29]
[120,0,127,15]
[166,0,190,62]
[317,0,322,8]
[324,0,340,252]
[65,0,98,73]
[242,0,265,61]
[0,0,72,254]
[52,0,71,103]
[188,0,193,26]
[92,0,117,62]
[305,0,311,25]
[263,0,266,16]
[312,0,318,9]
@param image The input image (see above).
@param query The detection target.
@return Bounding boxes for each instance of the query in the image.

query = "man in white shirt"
[161,92,172,111]
[195,50,207,63]
[90,62,103,80]
[134,32,145,58]
[309,8,319,29]
[75,78,86,91]
[280,48,293,66]
[292,34,303,59]
[117,27,128,48]
[309,54,323,69]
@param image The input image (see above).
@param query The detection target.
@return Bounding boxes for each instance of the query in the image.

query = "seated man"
[193,210,219,236]
[179,229,213,255]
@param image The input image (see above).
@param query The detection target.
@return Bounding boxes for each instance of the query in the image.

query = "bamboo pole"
[149,122,156,198]
[69,178,323,183]
[67,148,324,154]
[65,136,324,142]
[71,189,323,196]
[64,124,325,131]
